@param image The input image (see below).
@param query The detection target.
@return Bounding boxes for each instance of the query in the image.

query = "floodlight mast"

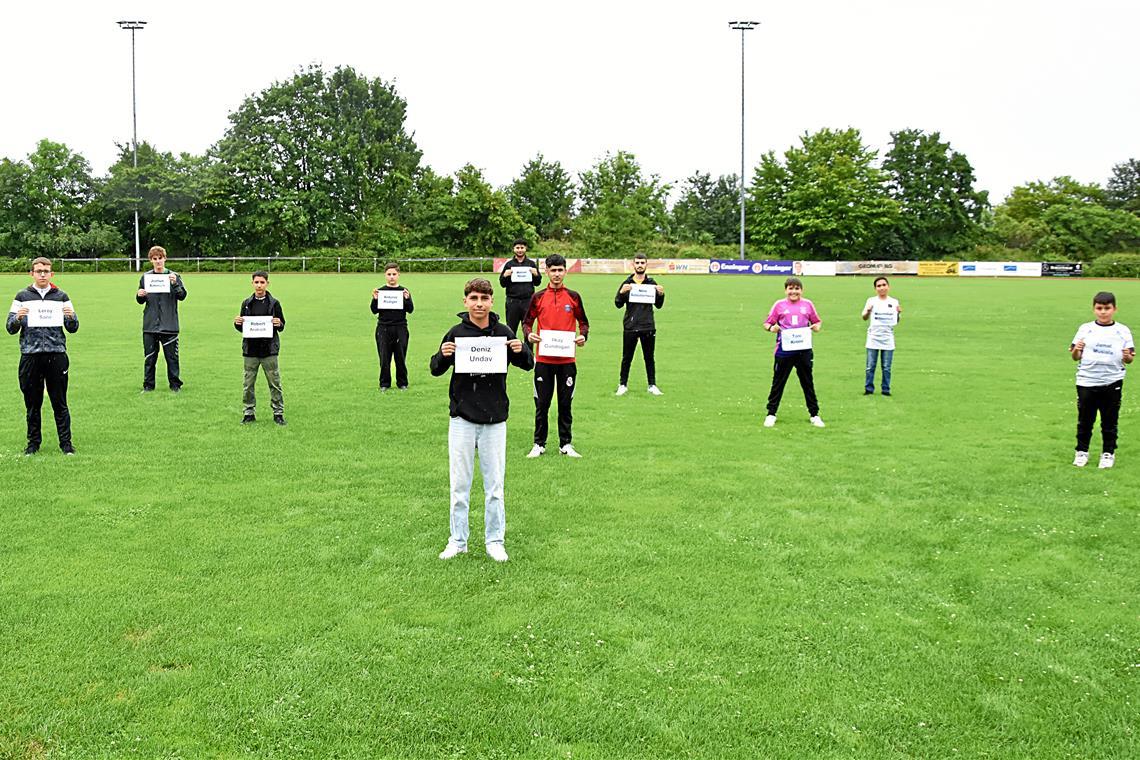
[117,20,147,271]
[728,20,758,260]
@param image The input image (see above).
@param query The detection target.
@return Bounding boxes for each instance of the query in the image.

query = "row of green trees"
[2,65,1138,263]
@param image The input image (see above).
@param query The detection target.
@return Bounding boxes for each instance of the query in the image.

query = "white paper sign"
[629,284,656,304]
[539,329,576,358]
[144,273,171,293]
[510,266,533,283]
[377,290,404,310]
[454,336,507,374]
[781,326,812,351]
[1087,338,1125,364]
[242,316,274,337]
[871,305,897,326]
[26,300,65,327]
[9,300,22,314]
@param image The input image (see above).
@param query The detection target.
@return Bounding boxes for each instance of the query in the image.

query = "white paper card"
[377,290,404,310]
[511,267,533,283]
[26,300,65,327]
[454,336,507,374]
[539,329,576,358]
[1086,337,1125,364]
[9,300,21,314]
[144,273,171,293]
[781,326,812,351]
[629,284,656,304]
[871,306,897,326]
[242,315,274,337]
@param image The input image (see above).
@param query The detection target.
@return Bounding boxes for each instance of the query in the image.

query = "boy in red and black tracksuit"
[522,254,589,457]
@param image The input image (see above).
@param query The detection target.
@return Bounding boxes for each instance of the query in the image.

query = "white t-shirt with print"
[1072,320,1134,387]
[864,296,900,350]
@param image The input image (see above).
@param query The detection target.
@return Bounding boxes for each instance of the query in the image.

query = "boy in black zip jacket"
[6,257,79,455]
[370,262,414,390]
[430,278,534,562]
[233,271,286,425]
[614,253,665,396]
[498,239,541,335]
[135,245,187,392]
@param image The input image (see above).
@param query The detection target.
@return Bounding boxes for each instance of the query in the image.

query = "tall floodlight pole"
[117,20,147,271]
[729,21,758,260]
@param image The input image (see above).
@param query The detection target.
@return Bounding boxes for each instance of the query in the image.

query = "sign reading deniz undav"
[454,336,507,374]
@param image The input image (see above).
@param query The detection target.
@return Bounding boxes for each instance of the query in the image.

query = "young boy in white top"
[1070,291,1135,468]
[861,276,901,396]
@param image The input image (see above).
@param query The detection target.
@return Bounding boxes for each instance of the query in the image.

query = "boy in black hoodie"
[430,278,534,562]
[614,253,665,396]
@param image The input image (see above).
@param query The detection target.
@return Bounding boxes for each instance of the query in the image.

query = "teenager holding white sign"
[370,262,415,391]
[522,254,589,458]
[762,277,824,429]
[430,278,534,562]
[498,239,541,335]
[234,271,286,425]
[6,257,79,455]
[860,276,901,396]
[614,253,665,396]
[135,246,187,392]
[1069,291,1135,469]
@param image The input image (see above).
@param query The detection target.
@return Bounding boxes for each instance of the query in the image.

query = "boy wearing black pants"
[1070,291,1135,469]
[498,239,541,335]
[614,253,665,396]
[371,262,414,390]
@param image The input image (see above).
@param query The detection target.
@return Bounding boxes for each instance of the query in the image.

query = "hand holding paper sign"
[508,339,523,353]
[440,341,456,357]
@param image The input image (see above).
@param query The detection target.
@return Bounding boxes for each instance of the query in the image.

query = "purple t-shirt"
[764,297,820,355]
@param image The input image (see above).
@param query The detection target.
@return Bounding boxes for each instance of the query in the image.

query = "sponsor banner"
[1042,262,1083,277]
[652,258,710,275]
[834,261,920,276]
[709,259,794,275]
[958,261,1042,277]
[918,261,959,277]
[796,261,836,277]
[577,259,629,274]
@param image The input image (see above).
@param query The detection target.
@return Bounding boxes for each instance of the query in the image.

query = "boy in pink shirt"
[762,277,824,428]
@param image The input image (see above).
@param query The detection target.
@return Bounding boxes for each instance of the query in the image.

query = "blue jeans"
[447,417,507,549]
[865,349,893,393]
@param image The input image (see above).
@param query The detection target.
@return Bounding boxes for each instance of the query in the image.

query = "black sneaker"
[60,444,76,456]
[273,415,287,426]
[882,391,891,397]
[241,415,255,424]
[23,445,38,456]
[171,386,182,393]
[863,390,873,395]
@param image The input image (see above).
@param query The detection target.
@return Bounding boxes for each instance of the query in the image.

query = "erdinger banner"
[709,259,794,275]
[918,261,959,276]
[834,261,920,276]
[958,262,1042,277]
[1041,262,1083,277]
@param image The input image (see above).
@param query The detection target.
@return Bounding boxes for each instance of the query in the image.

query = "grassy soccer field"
[0,271,1136,758]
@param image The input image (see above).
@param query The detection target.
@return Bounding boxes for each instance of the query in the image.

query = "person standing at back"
[614,253,665,396]
[498,239,541,335]
[136,245,187,393]
[371,262,414,391]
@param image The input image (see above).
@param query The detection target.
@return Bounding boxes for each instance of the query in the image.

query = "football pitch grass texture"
[0,272,1137,758]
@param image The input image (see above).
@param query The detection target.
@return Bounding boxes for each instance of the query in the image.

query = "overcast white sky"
[2,1,1137,203]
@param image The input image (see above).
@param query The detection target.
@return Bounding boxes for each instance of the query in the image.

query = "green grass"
[0,272,1137,758]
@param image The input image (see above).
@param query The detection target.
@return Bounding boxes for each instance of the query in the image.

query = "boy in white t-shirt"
[1069,291,1135,469]
[861,277,901,396]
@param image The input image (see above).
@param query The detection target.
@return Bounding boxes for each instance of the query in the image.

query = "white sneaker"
[439,543,467,560]
[763,415,776,428]
[1073,451,1089,467]
[615,384,628,396]
[526,444,545,458]
[647,385,663,396]
[486,543,509,562]
[1098,452,1115,469]
[810,416,826,428]
[559,444,582,458]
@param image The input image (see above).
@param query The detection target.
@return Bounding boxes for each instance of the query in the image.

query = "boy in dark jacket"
[233,271,286,425]
[614,253,665,396]
[497,239,541,335]
[6,257,79,455]
[370,262,414,390]
[136,245,187,392]
[430,278,534,562]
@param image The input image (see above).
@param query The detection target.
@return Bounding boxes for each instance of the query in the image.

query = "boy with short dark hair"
[136,245,187,392]
[371,262,414,391]
[430,277,534,562]
[234,271,286,425]
[614,253,665,396]
[498,239,542,336]
[762,276,824,428]
[1070,291,1134,468]
[7,257,79,455]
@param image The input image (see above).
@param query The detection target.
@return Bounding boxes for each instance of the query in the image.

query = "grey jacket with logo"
[136,270,187,333]
[6,285,80,354]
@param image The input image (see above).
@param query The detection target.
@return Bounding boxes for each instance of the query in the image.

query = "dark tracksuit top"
[429,311,534,424]
[136,270,187,333]
[370,286,414,325]
[522,286,590,365]
[7,285,80,352]
[614,275,665,331]
[498,257,542,301]
[236,293,286,357]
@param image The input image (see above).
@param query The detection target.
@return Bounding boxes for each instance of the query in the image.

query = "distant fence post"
[196,257,201,272]
[302,256,306,272]
[337,257,341,273]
